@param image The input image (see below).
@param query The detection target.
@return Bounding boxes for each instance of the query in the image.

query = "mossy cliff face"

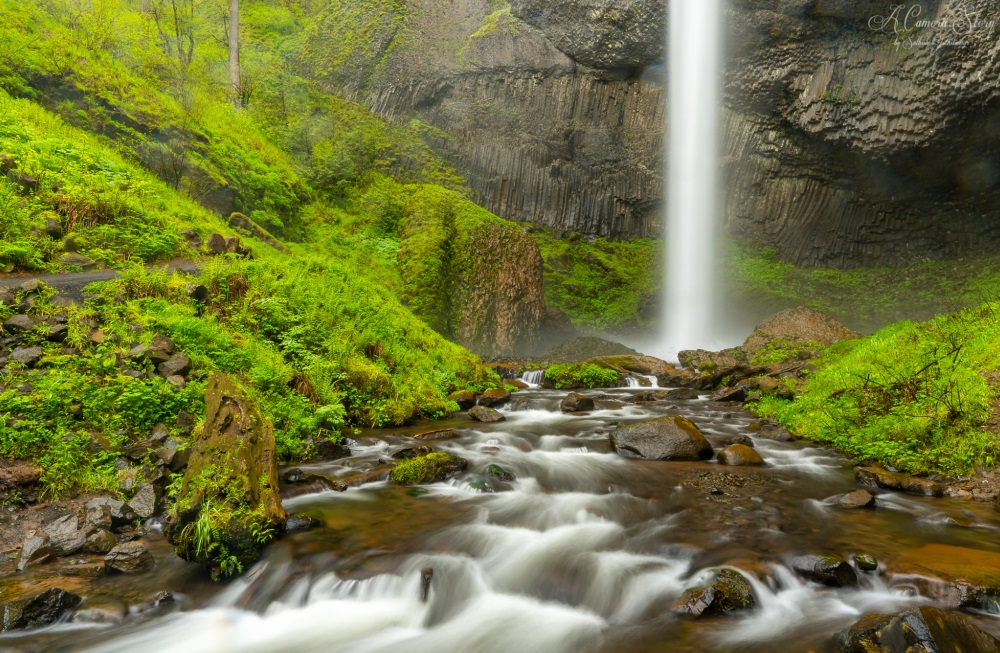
[307,0,1000,267]
[399,185,544,358]
[166,374,286,578]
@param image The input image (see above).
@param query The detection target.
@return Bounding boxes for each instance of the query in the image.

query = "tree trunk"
[228,0,240,107]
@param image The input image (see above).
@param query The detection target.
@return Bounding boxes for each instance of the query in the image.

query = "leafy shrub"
[544,363,620,390]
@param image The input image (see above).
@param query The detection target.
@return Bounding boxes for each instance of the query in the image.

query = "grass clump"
[544,363,620,390]
[754,304,1000,476]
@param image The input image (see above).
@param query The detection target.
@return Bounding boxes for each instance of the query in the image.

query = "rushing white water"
[662,0,724,356]
[624,375,660,389]
[520,370,546,387]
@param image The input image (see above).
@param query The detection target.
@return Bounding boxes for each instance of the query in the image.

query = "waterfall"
[661,0,724,357]
[520,369,545,387]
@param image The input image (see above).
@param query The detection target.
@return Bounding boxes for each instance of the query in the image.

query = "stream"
[6,385,1000,652]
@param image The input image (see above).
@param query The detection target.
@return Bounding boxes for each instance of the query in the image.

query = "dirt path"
[0,259,199,303]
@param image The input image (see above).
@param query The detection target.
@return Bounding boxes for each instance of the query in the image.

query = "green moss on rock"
[389,452,468,485]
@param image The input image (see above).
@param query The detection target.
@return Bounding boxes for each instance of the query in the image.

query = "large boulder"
[609,416,713,461]
[1,588,82,631]
[104,542,155,574]
[469,405,506,423]
[561,392,594,413]
[836,606,1000,653]
[165,374,286,578]
[390,452,469,485]
[742,308,859,360]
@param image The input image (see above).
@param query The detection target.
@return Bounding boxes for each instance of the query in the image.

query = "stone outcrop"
[398,186,545,358]
[308,0,1000,267]
[165,374,286,578]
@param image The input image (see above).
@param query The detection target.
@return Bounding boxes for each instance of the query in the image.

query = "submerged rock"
[835,606,1000,653]
[560,392,594,413]
[487,464,516,482]
[716,444,765,466]
[609,415,713,461]
[165,373,286,578]
[791,554,858,587]
[673,569,757,618]
[1,588,82,631]
[413,429,461,441]
[469,405,506,423]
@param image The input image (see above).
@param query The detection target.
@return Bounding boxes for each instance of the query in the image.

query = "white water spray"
[662,0,723,357]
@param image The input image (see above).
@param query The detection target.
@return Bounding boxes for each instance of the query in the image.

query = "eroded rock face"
[165,373,286,577]
[308,0,1000,267]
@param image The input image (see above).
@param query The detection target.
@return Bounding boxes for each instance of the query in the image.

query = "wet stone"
[84,530,119,555]
[105,541,155,574]
[17,531,54,571]
[469,406,506,423]
[560,392,595,412]
[901,477,944,497]
[716,444,765,466]
[673,569,757,618]
[487,464,516,482]
[855,466,902,490]
[836,606,1000,653]
[853,553,879,572]
[791,554,859,587]
[840,489,876,510]
[1,588,82,631]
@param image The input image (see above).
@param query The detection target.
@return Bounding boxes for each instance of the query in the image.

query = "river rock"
[84,503,113,531]
[835,606,1000,653]
[16,531,53,571]
[665,388,702,400]
[128,482,163,519]
[85,497,137,526]
[487,464,516,482]
[105,542,155,574]
[165,373,286,576]
[609,415,713,461]
[791,554,858,587]
[311,438,351,460]
[1,588,82,631]
[710,387,745,402]
[50,530,87,557]
[413,429,461,441]
[83,530,118,555]
[901,477,944,497]
[476,388,512,407]
[854,466,903,490]
[673,569,757,618]
[508,397,530,411]
[560,392,594,412]
[853,554,879,572]
[448,390,477,410]
[839,489,876,510]
[469,405,506,423]
[716,444,765,466]
[44,514,79,538]
[389,452,469,485]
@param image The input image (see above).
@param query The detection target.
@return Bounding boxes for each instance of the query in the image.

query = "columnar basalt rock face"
[312,0,1000,266]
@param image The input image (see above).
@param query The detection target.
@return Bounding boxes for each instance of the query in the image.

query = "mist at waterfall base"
[659,0,728,359]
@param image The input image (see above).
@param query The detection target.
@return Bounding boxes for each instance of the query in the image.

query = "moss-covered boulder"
[165,374,286,579]
[390,452,469,484]
[673,569,757,618]
[742,307,859,361]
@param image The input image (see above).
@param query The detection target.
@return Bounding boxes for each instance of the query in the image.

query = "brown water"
[5,387,1000,653]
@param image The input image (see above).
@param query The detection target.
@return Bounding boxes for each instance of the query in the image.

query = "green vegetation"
[754,305,1000,476]
[531,230,659,332]
[389,452,465,485]
[750,339,822,366]
[544,363,620,390]
[728,245,1000,334]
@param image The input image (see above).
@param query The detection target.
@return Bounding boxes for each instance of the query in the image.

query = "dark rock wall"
[309,0,1000,267]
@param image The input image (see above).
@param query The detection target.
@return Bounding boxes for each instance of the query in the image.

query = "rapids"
[5,387,1000,652]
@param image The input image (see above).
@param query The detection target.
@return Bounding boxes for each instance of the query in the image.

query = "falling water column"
[662,0,723,356]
